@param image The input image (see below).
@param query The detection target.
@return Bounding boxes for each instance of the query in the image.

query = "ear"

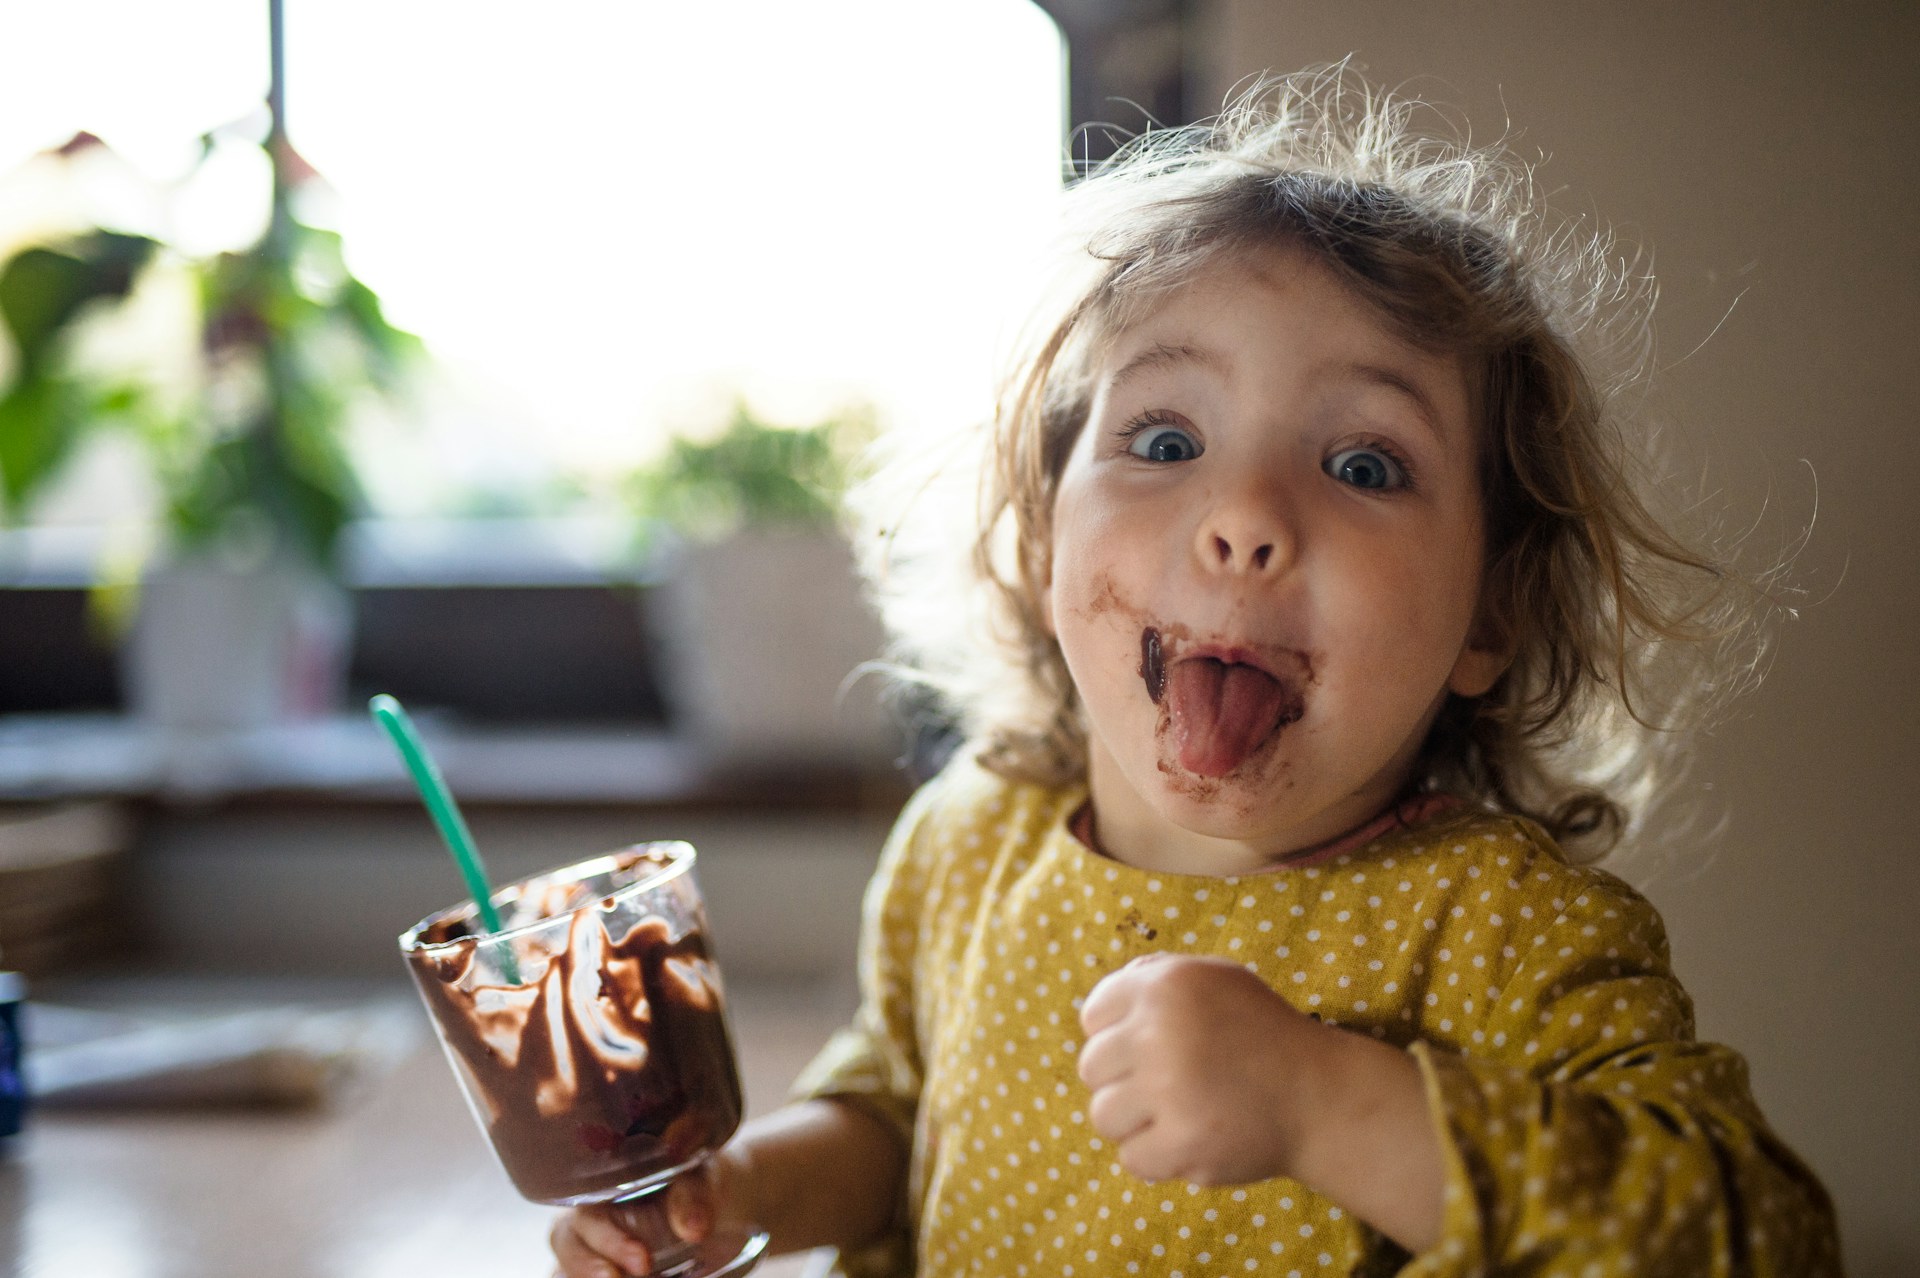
[1446,604,1513,700]
[1446,640,1510,699]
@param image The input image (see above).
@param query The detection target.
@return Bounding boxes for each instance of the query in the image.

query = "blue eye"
[1325,447,1407,490]
[1127,424,1202,463]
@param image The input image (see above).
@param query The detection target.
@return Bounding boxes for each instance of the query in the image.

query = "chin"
[1143,752,1298,836]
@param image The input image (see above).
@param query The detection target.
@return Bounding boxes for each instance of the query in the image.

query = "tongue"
[1164,658,1299,777]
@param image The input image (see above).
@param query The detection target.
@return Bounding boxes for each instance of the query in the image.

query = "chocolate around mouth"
[1141,627,1166,703]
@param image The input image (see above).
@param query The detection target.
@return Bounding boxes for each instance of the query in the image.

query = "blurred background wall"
[1173,4,1917,1271]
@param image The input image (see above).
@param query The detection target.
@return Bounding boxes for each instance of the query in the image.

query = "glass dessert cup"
[400,842,767,1277]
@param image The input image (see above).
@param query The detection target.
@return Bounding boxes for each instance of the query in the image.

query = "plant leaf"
[0,232,156,370]
[0,378,81,521]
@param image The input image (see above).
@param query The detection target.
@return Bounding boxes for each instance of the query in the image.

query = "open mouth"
[1141,626,1307,778]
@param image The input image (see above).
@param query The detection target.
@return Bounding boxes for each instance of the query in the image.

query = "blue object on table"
[0,970,25,1142]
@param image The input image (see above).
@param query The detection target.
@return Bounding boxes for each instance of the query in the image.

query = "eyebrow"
[1106,341,1226,389]
[1334,361,1451,444]
[1109,343,1453,443]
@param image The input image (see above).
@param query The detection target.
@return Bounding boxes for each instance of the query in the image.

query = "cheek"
[1046,544,1107,661]
[1331,531,1483,669]
[1044,512,1136,695]
[1045,482,1111,612]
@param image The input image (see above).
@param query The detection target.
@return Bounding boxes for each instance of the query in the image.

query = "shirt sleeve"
[1399,873,1842,1277]
[785,772,949,1278]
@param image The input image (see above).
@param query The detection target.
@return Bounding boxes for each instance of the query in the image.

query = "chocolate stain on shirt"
[1118,907,1159,941]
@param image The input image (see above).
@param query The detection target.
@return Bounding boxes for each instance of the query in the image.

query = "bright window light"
[0,0,1065,517]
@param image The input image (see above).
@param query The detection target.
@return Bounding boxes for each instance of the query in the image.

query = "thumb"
[665,1165,720,1242]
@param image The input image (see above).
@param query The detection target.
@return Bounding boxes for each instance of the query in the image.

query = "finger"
[1112,1121,1184,1184]
[1074,1022,1132,1089]
[1080,958,1153,1033]
[1086,1080,1153,1145]
[551,1209,650,1278]
[666,1170,719,1242]
[586,1203,664,1265]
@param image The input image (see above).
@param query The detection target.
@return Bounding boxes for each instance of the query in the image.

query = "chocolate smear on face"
[1140,626,1166,703]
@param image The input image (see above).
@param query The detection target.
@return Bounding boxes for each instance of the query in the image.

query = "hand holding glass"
[400,843,766,1276]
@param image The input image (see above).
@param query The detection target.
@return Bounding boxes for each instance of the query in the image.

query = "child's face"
[1045,243,1508,867]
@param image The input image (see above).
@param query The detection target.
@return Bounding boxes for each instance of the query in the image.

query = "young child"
[553,71,1840,1277]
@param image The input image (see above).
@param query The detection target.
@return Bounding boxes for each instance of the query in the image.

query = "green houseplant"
[629,404,898,768]
[0,129,417,561]
[0,126,419,729]
[626,401,857,540]
[0,216,158,524]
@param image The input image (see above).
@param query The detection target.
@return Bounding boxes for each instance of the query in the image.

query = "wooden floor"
[1,975,857,1278]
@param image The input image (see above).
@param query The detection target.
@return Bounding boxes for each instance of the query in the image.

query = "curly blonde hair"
[851,68,1779,860]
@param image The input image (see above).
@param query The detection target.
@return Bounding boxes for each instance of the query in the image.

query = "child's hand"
[549,1151,745,1278]
[1077,953,1335,1186]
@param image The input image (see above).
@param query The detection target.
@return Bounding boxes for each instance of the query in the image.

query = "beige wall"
[1190,5,1919,1273]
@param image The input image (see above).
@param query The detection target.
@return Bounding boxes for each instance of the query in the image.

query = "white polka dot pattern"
[790,761,1840,1277]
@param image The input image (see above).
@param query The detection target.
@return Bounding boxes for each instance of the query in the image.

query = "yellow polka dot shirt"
[792,758,1840,1276]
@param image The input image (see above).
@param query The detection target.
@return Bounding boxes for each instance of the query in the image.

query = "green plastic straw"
[369,694,509,944]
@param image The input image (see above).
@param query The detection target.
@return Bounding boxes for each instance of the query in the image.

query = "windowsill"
[0,515,654,591]
[0,711,911,811]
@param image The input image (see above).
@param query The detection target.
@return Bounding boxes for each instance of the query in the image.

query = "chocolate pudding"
[401,845,743,1205]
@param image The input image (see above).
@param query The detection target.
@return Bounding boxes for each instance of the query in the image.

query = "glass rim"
[397,839,696,955]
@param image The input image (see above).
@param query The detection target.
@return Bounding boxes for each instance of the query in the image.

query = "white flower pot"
[648,528,898,768]
[123,550,354,732]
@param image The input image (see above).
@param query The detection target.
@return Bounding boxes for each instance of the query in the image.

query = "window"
[1,0,1065,520]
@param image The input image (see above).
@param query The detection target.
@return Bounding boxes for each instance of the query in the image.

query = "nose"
[1194,478,1295,576]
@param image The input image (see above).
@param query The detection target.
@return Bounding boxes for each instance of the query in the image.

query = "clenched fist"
[1076,952,1340,1186]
